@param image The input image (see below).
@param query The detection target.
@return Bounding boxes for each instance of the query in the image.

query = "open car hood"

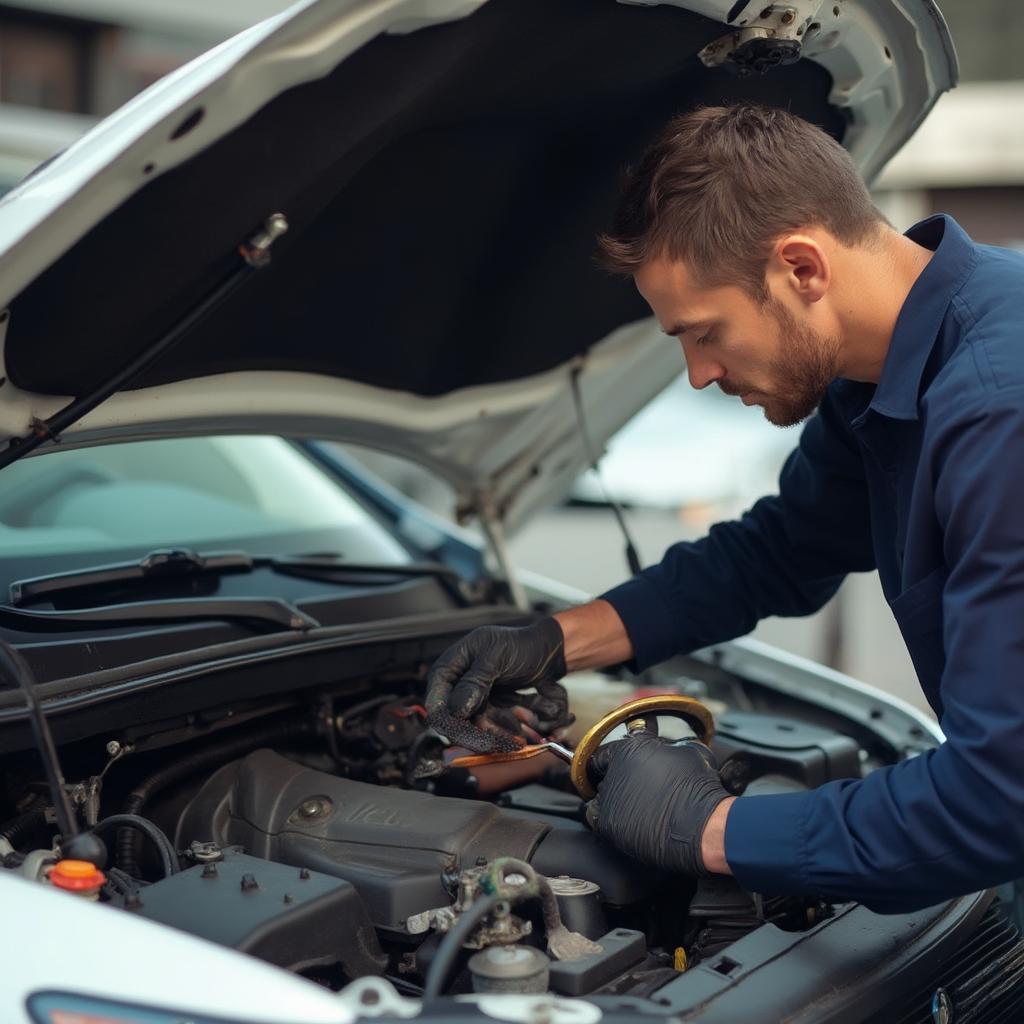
[0,0,955,531]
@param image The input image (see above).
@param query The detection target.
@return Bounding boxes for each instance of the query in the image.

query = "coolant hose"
[94,814,178,878]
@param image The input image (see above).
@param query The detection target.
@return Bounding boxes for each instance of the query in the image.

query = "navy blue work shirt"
[602,215,1024,913]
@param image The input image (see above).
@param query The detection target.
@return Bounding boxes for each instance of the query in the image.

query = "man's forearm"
[554,599,634,671]
[701,796,735,874]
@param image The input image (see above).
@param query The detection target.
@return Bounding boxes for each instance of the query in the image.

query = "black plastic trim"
[0,604,529,723]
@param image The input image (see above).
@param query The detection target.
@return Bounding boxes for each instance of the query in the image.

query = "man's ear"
[767,233,830,305]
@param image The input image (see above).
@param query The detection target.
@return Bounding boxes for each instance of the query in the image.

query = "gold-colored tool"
[448,694,715,800]
[568,694,715,799]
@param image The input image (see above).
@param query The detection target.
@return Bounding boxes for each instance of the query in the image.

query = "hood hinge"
[699,1,830,76]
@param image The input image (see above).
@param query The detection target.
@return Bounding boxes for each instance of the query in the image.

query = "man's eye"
[695,330,715,347]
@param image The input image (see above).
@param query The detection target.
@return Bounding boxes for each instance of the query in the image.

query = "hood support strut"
[0,212,289,472]
[475,494,528,612]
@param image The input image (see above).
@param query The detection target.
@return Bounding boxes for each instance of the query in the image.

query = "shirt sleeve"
[601,388,876,670]
[725,390,1024,912]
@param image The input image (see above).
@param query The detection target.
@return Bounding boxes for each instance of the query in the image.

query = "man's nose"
[684,346,725,390]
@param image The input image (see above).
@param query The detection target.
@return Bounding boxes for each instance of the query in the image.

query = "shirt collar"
[867,214,978,422]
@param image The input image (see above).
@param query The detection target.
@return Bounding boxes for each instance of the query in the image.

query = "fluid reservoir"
[468,945,550,993]
[49,859,106,900]
[548,876,607,941]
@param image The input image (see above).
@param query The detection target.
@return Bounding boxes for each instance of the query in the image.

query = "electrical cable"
[569,366,642,576]
[94,814,177,878]
[104,865,146,903]
[421,895,500,998]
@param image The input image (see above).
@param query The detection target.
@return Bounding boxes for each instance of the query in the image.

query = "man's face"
[634,256,841,427]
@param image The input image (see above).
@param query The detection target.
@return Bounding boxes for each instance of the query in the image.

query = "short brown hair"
[596,104,886,301]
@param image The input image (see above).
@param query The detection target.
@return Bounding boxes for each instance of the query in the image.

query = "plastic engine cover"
[176,748,655,932]
[177,749,549,931]
[130,847,385,977]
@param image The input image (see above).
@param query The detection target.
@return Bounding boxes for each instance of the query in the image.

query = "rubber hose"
[422,895,500,999]
[118,717,309,876]
[95,813,177,878]
[0,804,47,849]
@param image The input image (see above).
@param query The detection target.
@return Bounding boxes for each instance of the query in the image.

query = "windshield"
[0,435,410,566]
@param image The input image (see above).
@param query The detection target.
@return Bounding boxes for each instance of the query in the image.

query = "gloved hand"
[425,617,573,753]
[586,732,730,876]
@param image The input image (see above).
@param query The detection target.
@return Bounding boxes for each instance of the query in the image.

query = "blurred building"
[875,82,1024,245]
[0,0,292,189]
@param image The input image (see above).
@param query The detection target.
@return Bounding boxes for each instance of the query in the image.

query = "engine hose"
[94,814,178,878]
[422,894,501,999]
[118,717,310,877]
[0,803,47,849]
[105,865,145,902]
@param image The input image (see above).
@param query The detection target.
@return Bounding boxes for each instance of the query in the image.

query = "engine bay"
[0,657,885,1000]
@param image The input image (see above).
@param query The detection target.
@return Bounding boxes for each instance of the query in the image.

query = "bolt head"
[105,741,122,757]
[266,212,289,237]
[296,796,331,820]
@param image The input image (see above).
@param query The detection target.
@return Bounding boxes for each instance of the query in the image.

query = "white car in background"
[571,375,800,517]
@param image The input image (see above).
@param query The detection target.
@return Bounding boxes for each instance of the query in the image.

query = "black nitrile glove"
[425,618,572,753]
[586,733,730,876]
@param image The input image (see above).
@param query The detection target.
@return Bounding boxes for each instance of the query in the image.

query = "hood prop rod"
[570,363,642,576]
[0,212,289,472]
[0,637,106,867]
[475,493,529,611]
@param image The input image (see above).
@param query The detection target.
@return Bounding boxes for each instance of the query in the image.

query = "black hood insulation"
[6,0,843,399]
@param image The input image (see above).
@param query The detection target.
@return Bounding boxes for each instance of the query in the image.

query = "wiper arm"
[0,597,318,632]
[9,548,255,607]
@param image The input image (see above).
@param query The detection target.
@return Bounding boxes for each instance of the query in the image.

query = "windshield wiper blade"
[0,597,318,632]
[9,549,255,607]
[8,549,468,613]
[267,555,463,584]
[266,555,471,605]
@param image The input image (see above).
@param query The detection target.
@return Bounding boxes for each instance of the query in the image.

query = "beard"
[751,299,842,427]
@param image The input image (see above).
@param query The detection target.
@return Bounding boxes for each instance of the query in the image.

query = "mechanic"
[426,104,1024,914]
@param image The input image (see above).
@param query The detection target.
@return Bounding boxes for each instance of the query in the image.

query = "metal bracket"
[239,212,289,268]
[699,1,830,76]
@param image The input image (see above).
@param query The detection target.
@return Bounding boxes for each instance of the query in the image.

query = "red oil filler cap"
[50,859,106,898]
